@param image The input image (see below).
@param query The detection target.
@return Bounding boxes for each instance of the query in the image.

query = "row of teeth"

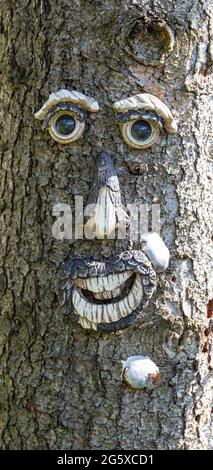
[74,271,132,293]
[93,287,122,300]
[72,273,143,328]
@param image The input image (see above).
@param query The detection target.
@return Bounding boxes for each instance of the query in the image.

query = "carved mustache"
[60,250,155,280]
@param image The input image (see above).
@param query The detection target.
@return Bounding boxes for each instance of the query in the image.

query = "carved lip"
[59,250,157,332]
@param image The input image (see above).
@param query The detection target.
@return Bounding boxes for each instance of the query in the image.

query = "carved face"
[35,87,175,331]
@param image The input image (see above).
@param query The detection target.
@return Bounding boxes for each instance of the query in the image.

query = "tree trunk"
[0,0,212,450]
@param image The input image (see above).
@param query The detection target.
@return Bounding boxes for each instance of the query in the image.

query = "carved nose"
[86,152,128,239]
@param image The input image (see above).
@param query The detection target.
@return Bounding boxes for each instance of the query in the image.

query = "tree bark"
[0,0,212,450]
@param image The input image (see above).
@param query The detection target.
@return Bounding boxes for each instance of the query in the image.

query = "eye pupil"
[131,120,152,141]
[55,114,75,135]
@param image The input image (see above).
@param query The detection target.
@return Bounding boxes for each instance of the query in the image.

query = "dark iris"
[55,114,75,136]
[131,120,152,141]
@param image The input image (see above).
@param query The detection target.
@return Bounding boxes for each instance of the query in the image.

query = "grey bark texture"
[0,0,213,450]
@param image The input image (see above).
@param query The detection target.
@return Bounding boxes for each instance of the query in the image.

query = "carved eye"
[113,93,177,150]
[48,110,85,144]
[35,89,100,145]
[121,117,160,149]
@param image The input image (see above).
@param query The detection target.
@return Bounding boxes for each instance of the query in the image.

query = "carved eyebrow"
[112,93,177,134]
[41,103,88,130]
[115,109,163,128]
[35,89,99,120]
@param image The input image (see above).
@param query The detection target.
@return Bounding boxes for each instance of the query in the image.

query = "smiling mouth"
[59,250,157,332]
[73,271,143,330]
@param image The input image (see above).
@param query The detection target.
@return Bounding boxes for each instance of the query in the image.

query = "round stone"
[131,120,152,141]
[55,114,75,136]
